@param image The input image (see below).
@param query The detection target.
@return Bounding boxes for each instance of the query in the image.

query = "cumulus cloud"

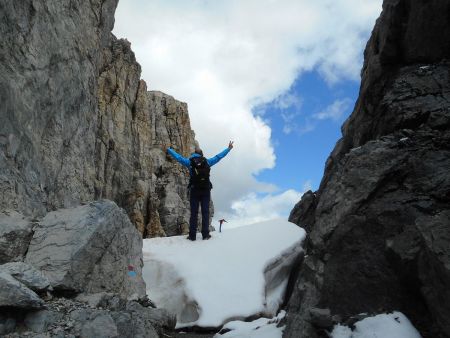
[113,0,382,221]
[274,93,304,111]
[221,180,312,228]
[314,98,353,121]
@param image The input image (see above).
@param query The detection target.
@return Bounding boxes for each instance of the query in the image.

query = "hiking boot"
[202,234,211,240]
[186,236,196,241]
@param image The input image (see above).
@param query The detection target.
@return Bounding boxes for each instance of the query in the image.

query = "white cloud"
[314,98,353,121]
[217,180,312,228]
[274,93,303,111]
[281,111,300,135]
[113,0,382,221]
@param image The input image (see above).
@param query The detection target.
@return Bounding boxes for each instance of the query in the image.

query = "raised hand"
[228,141,234,149]
[163,144,171,153]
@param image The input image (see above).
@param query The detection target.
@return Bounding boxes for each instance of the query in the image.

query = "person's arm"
[207,141,233,167]
[167,147,190,167]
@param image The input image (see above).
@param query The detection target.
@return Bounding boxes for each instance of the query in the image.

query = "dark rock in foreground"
[284,0,450,337]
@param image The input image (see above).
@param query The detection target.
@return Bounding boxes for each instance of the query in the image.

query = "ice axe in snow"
[219,219,227,232]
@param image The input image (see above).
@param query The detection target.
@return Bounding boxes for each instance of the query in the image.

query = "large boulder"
[0,271,44,309]
[25,200,146,299]
[0,210,34,264]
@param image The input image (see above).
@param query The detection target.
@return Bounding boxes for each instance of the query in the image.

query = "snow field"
[142,219,306,328]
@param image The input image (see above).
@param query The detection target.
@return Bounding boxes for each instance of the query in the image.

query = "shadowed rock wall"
[284,0,450,337]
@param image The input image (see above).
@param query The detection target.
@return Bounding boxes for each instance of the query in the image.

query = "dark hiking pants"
[189,188,210,239]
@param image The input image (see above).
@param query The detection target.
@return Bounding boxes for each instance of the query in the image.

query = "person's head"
[194,147,203,156]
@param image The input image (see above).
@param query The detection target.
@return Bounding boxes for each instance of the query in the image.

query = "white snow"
[330,312,422,338]
[142,219,305,328]
[214,310,286,338]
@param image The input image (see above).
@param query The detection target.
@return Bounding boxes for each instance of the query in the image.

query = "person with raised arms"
[167,141,234,241]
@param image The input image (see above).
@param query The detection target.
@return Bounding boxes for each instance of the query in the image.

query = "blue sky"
[256,71,360,192]
[113,0,382,225]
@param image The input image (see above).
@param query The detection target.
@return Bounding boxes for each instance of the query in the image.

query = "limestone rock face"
[0,0,203,237]
[25,200,146,299]
[0,1,189,335]
[0,0,118,216]
[95,38,201,237]
[285,1,450,337]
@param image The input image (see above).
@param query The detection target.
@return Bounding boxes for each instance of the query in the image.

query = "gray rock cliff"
[0,0,203,238]
[284,0,450,337]
[0,0,203,336]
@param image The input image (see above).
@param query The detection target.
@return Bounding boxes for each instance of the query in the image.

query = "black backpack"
[189,156,211,190]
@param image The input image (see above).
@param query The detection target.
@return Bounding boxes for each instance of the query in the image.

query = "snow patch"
[214,310,286,338]
[142,219,305,328]
[141,259,200,323]
[330,312,422,338]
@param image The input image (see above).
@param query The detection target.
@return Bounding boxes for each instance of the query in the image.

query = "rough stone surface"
[0,210,34,264]
[0,0,118,216]
[285,1,450,338]
[416,211,450,336]
[288,190,316,237]
[75,292,117,309]
[0,0,202,336]
[309,308,332,329]
[0,315,16,335]
[24,310,63,333]
[95,38,205,236]
[0,0,206,237]
[0,262,52,292]
[79,313,118,338]
[0,271,44,309]
[25,200,145,299]
[125,300,176,332]
[2,297,173,338]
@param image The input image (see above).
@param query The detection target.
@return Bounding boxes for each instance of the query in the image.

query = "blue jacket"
[167,147,231,176]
